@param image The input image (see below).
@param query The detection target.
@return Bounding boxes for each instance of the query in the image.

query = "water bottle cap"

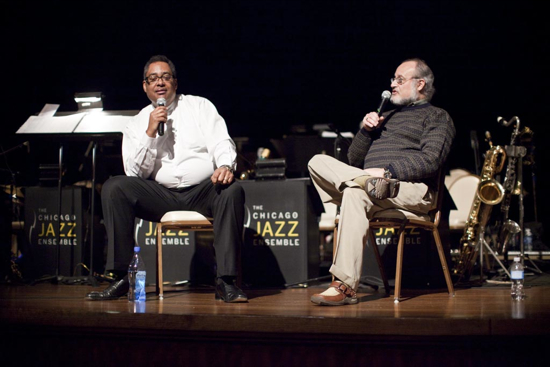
[134,246,140,252]
[514,256,520,262]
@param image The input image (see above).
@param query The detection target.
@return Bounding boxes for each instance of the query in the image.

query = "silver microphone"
[377,90,391,115]
[157,98,167,136]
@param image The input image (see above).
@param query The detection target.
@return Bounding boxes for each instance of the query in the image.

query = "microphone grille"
[157,98,166,106]
[381,90,391,99]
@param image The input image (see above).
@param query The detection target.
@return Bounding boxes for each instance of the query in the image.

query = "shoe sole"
[215,292,248,303]
[310,295,358,306]
[85,294,125,301]
[365,178,400,200]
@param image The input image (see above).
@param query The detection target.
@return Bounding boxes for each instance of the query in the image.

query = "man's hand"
[146,105,168,137]
[211,166,234,185]
[362,112,385,131]
[363,168,385,178]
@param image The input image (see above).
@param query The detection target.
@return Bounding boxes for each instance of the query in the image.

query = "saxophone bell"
[477,144,506,206]
[478,179,505,205]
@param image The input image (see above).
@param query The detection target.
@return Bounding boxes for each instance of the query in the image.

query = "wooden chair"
[155,211,214,299]
[334,168,455,303]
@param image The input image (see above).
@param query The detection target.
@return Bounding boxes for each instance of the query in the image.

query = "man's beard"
[391,84,419,106]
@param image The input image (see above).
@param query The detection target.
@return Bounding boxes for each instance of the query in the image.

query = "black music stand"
[17,109,133,285]
[329,124,351,164]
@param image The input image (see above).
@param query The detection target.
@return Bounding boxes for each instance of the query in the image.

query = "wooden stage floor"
[2,271,550,367]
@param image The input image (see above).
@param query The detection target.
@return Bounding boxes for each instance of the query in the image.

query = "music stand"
[17,109,134,285]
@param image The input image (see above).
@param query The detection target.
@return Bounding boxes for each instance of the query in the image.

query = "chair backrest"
[429,165,447,226]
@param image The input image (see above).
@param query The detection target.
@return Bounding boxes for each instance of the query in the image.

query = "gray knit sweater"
[347,103,455,190]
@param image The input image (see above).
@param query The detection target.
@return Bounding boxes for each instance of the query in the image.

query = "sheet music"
[38,104,60,117]
[73,113,132,133]
[16,113,86,134]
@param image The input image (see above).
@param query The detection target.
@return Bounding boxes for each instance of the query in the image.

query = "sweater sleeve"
[347,128,372,168]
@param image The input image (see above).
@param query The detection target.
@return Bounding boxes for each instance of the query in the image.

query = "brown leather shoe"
[311,281,358,306]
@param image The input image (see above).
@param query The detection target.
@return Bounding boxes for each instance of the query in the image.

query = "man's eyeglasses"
[144,73,174,84]
[390,77,420,85]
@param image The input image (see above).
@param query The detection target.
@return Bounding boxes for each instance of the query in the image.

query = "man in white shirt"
[86,55,247,303]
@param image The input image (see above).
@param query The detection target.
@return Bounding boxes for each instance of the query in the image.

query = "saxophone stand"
[479,228,511,284]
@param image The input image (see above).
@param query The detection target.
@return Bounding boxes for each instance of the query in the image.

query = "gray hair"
[404,58,435,101]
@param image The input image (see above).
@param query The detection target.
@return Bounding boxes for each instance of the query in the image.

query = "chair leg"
[394,229,406,303]
[368,230,390,295]
[331,225,338,282]
[332,225,338,262]
[156,223,164,300]
[432,229,455,297]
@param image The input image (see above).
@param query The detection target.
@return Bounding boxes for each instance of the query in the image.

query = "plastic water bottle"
[128,246,146,302]
[510,257,525,301]
[524,228,533,252]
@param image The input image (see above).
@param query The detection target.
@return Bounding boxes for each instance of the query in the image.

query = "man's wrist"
[220,165,234,174]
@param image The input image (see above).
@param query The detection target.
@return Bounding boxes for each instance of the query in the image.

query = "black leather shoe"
[86,276,129,301]
[215,280,248,303]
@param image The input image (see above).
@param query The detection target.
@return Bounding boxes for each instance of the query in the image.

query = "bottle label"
[511,270,524,280]
[135,270,146,302]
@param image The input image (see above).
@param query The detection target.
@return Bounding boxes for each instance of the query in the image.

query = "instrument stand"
[505,146,542,276]
[478,230,511,284]
[329,124,351,163]
[481,238,511,283]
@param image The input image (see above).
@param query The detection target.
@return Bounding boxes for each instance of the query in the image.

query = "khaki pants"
[307,154,434,290]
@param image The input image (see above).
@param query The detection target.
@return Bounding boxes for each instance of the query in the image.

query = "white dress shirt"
[122,94,236,188]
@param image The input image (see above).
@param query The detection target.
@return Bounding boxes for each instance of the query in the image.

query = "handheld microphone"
[377,90,391,116]
[157,98,166,136]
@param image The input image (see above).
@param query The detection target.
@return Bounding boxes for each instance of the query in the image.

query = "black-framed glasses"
[390,77,420,85]
[144,73,174,84]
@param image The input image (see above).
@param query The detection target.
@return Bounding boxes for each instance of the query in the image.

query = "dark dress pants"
[101,175,245,277]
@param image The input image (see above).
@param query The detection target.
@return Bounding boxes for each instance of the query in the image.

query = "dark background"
[2,1,548,246]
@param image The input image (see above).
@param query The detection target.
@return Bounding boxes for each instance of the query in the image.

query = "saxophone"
[495,116,521,254]
[452,131,506,283]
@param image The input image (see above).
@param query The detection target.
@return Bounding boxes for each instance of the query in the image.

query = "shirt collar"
[408,99,429,107]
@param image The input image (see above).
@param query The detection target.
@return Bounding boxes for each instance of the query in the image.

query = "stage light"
[74,92,103,111]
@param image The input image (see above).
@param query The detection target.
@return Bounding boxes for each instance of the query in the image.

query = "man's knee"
[224,181,244,203]
[308,154,335,172]
[101,175,131,199]
[308,154,323,170]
